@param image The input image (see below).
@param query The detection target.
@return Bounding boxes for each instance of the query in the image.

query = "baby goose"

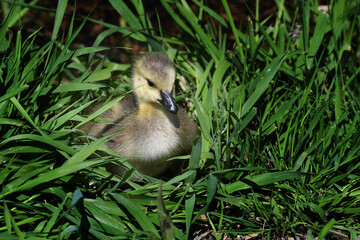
[82,53,198,177]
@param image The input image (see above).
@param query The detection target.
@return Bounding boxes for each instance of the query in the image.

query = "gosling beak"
[159,90,178,114]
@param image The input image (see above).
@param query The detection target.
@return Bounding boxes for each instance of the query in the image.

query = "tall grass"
[1,0,359,239]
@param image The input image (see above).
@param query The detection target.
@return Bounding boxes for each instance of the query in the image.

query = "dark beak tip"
[160,91,178,114]
[169,106,178,114]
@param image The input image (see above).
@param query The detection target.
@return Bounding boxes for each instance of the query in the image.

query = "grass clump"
[1,0,360,239]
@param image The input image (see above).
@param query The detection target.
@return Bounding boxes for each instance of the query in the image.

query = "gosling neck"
[137,101,167,116]
[137,101,180,128]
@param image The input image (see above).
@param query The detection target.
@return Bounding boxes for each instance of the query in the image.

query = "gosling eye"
[146,79,156,88]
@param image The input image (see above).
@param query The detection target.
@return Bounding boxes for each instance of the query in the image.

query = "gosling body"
[82,53,197,176]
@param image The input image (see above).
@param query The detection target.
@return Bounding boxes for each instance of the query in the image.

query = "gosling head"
[132,53,178,114]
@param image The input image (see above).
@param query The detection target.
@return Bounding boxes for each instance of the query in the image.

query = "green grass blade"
[225,171,308,193]
[84,69,113,82]
[211,59,231,107]
[1,134,76,155]
[52,0,68,40]
[317,218,336,239]
[160,0,194,37]
[262,92,301,131]
[62,133,112,166]
[176,1,220,62]
[42,99,96,130]
[157,181,175,240]
[241,52,288,117]
[221,0,244,60]
[110,193,160,238]
[76,95,125,129]
[109,0,142,29]
[307,11,330,68]
[1,159,104,197]
[185,187,195,239]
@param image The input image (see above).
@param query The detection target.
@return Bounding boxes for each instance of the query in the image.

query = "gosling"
[82,53,198,177]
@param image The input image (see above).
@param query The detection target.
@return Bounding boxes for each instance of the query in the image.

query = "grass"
[1,0,360,239]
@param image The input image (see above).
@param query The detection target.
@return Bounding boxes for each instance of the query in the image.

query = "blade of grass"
[52,0,68,40]
[242,52,289,117]
[225,171,308,193]
[110,193,160,238]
